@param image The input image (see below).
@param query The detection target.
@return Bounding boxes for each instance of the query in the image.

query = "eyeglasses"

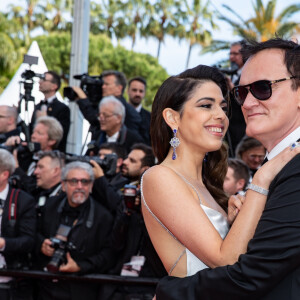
[98,113,117,120]
[64,178,92,186]
[40,78,53,83]
[232,76,299,106]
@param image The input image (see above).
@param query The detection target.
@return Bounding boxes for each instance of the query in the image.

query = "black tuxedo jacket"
[30,98,70,151]
[156,153,300,300]
[139,107,151,146]
[1,186,36,269]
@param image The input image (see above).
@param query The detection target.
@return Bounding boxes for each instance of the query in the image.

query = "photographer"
[30,71,70,152]
[0,106,21,144]
[70,70,143,140]
[35,161,114,300]
[90,143,129,215]
[5,116,63,193]
[0,149,36,300]
[99,143,167,300]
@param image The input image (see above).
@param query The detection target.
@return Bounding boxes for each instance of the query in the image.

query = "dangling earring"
[204,153,208,162]
[169,128,180,160]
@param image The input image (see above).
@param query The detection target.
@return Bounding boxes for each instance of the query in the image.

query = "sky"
[1,0,300,75]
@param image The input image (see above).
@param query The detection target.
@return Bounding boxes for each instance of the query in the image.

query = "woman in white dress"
[142,65,300,277]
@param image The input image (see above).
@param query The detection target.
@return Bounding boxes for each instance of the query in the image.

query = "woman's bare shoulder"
[143,165,178,184]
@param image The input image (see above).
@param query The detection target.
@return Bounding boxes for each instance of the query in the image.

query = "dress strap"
[172,171,202,205]
[140,173,183,244]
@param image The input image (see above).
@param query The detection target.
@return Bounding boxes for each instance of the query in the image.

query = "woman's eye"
[199,104,212,109]
[222,105,228,112]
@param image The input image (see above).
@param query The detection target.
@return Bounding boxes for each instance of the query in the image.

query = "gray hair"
[99,96,126,124]
[35,116,63,148]
[0,149,16,175]
[61,161,94,182]
[3,106,18,124]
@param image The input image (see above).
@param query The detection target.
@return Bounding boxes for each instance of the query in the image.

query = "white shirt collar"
[267,126,300,160]
[135,104,142,113]
[46,94,56,104]
[107,131,119,142]
[0,184,9,201]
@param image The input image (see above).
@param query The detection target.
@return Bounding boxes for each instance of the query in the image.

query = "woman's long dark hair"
[150,65,229,210]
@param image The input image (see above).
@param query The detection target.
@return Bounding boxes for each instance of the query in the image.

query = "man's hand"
[59,252,81,273]
[41,239,55,257]
[90,159,104,179]
[72,86,87,99]
[0,237,6,249]
[5,136,21,147]
[227,194,245,225]
[36,110,47,119]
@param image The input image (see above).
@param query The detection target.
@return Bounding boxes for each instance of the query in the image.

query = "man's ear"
[162,108,180,129]
[236,179,246,192]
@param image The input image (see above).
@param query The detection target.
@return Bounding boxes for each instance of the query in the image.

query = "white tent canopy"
[0,41,63,124]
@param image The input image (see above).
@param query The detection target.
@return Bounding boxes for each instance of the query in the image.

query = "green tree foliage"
[34,33,168,108]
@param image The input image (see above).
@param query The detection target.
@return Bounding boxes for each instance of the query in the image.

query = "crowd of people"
[0,37,299,300]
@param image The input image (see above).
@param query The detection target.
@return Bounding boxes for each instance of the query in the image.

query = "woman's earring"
[204,153,208,162]
[170,129,180,160]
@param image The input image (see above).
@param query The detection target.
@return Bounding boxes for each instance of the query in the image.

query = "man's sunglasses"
[232,76,298,106]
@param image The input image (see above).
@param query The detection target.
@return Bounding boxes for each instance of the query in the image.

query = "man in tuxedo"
[31,71,70,152]
[156,38,300,299]
[74,70,143,140]
[0,149,36,299]
[92,96,144,154]
[227,41,247,156]
[127,77,151,145]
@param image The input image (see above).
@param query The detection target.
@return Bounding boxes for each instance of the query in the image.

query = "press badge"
[120,255,146,277]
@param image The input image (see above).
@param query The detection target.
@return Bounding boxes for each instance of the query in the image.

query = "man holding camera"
[0,149,36,300]
[73,70,143,140]
[35,161,114,300]
[99,143,167,300]
[31,71,70,152]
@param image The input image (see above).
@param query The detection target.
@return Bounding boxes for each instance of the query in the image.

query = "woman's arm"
[142,146,300,269]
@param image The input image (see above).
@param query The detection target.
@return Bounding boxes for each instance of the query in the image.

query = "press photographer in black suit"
[0,149,36,300]
[73,70,143,140]
[30,71,70,152]
[35,161,114,300]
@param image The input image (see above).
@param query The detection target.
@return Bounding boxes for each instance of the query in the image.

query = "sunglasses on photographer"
[232,76,299,106]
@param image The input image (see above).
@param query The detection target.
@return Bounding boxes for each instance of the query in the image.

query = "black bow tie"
[40,100,48,106]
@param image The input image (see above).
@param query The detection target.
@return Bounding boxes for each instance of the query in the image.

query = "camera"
[214,62,239,76]
[65,153,117,177]
[0,142,40,154]
[46,224,76,273]
[123,184,141,212]
[20,55,45,103]
[64,73,103,107]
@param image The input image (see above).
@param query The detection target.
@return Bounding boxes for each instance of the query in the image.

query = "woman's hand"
[253,142,300,188]
[227,194,245,225]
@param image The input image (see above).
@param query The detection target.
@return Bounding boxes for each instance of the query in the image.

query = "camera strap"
[8,188,20,226]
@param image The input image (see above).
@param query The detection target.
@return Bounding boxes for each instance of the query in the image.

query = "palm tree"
[181,0,217,68]
[202,0,300,54]
[141,0,179,59]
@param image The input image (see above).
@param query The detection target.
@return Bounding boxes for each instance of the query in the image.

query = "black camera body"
[65,153,117,177]
[0,142,40,154]
[64,73,103,107]
[123,184,141,212]
[46,225,76,273]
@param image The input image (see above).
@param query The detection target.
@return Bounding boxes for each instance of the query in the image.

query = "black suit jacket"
[30,98,70,151]
[156,153,300,300]
[139,107,151,146]
[1,186,36,269]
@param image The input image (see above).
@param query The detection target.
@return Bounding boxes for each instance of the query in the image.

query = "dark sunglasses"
[64,178,92,186]
[232,76,298,106]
